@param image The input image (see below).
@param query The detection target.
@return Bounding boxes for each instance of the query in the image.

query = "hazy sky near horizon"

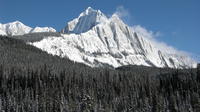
[0,0,200,61]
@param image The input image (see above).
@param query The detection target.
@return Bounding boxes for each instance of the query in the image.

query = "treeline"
[13,32,61,42]
[0,35,90,73]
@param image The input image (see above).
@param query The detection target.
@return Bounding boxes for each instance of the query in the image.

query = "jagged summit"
[61,7,108,34]
[32,7,197,68]
[81,7,99,15]
[81,7,105,18]
[1,7,196,68]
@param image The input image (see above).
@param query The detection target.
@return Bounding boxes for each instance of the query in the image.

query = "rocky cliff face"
[31,7,196,68]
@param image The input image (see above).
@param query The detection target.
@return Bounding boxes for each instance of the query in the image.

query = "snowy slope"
[61,7,108,34]
[30,27,56,33]
[0,21,32,36]
[0,21,56,36]
[32,7,196,68]
[0,29,7,36]
[0,24,6,35]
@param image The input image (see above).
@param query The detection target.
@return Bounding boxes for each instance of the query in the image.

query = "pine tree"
[168,94,178,112]
[191,92,200,112]
[197,63,200,82]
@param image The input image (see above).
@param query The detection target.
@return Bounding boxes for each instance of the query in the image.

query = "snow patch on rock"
[31,7,197,68]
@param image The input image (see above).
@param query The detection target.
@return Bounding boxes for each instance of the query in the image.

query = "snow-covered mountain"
[0,29,7,36]
[61,7,108,34]
[31,7,196,68]
[0,21,32,36]
[30,27,56,33]
[0,21,56,36]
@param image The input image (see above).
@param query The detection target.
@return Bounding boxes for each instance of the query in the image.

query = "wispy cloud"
[114,6,132,25]
[132,25,192,56]
[115,6,130,18]
[154,31,162,37]
[112,6,197,64]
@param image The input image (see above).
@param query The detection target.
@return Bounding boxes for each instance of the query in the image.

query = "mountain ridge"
[0,7,197,68]
[32,7,196,68]
[61,7,108,34]
[0,21,56,36]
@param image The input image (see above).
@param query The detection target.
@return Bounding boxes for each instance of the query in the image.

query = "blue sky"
[0,0,200,61]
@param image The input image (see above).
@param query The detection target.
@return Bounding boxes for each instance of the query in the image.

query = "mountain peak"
[0,21,56,36]
[33,7,197,68]
[7,21,27,27]
[83,7,101,14]
[12,20,23,24]
[79,7,100,17]
[85,7,95,13]
[1,21,32,36]
[5,21,26,27]
[61,7,108,34]
[86,6,93,10]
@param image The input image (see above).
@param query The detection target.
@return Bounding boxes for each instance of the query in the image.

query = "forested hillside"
[0,35,200,112]
[0,35,91,73]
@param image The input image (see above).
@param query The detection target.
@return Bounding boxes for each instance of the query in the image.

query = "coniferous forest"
[0,35,200,112]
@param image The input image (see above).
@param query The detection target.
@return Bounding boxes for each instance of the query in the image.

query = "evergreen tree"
[197,63,200,82]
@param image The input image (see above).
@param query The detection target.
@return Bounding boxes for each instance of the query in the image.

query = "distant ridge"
[0,21,56,36]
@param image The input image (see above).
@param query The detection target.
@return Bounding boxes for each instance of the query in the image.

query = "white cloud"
[115,6,130,18]
[132,25,191,56]
[155,31,162,37]
[112,6,197,64]
[114,6,132,24]
[113,6,185,55]
[132,25,161,39]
